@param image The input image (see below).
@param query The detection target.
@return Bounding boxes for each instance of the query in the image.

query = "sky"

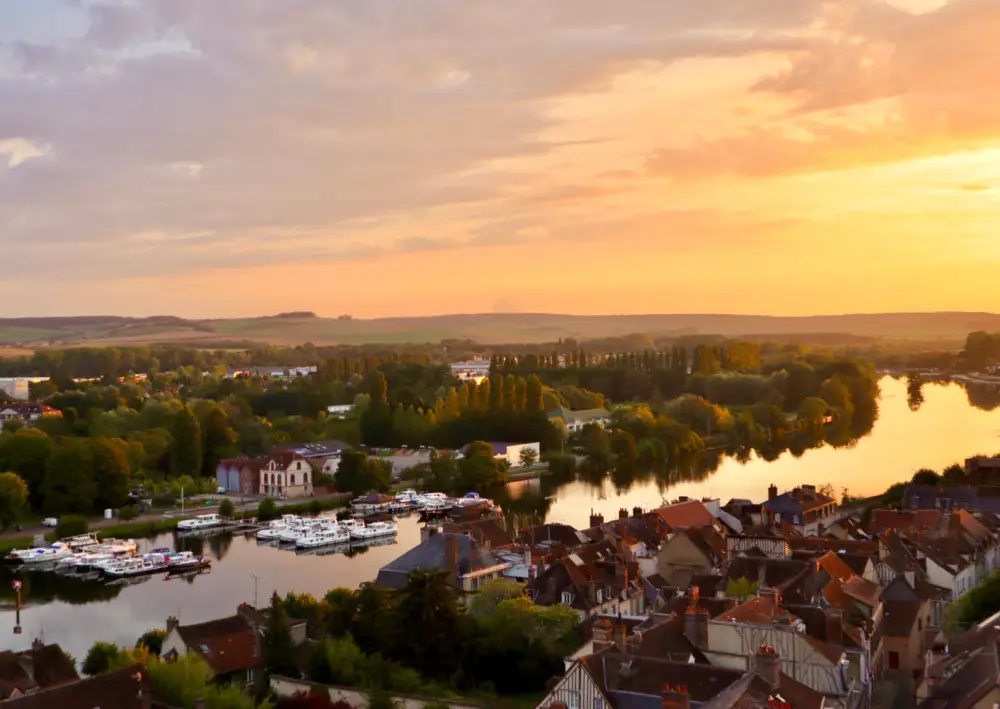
[1,0,999,319]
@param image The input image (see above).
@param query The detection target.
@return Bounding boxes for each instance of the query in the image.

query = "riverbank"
[0,493,349,552]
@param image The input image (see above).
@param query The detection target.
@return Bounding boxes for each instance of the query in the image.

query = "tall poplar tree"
[170,405,203,478]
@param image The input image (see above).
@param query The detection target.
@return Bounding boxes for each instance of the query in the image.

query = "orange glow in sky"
[2,0,999,317]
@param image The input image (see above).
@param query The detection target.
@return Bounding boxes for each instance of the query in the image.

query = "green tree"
[200,404,237,477]
[322,587,359,638]
[136,629,168,656]
[0,472,28,529]
[336,450,387,498]
[610,430,638,464]
[424,452,458,493]
[170,406,203,478]
[390,569,464,679]
[458,442,506,490]
[912,468,941,486]
[219,498,236,518]
[91,437,132,510]
[518,446,538,468]
[0,428,54,510]
[726,576,759,601]
[525,375,544,414]
[82,641,121,676]
[146,653,258,709]
[258,496,278,521]
[367,371,389,407]
[468,578,524,617]
[42,438,96,515]
[264,591,300,678]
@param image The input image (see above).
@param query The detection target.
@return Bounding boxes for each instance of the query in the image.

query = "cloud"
[0,137,48,167]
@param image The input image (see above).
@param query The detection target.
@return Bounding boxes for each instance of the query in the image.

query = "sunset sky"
[1,0,998,318]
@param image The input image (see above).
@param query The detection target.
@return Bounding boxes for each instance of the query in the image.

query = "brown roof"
[868,509,942,534]
[788,538,878,555]
[0,643,79,699]
[582,651,744,702]
[715,593,799,627]
[883,600,925,638]
[707,673,825,709]
[175,615,260,675]
[4,664,151,709]
[653,501,716,531]
[0,654,35,698]
[921,644,1000,709]
[442,518,513,549]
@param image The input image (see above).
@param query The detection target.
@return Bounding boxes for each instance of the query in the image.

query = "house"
[0,640,79,700]
[0,403,62,426]
[866,509,941,535]
[528,541,645,618]
[918,642,1000,709]
[903,484,1000,514]
[462,441,540,467]
[274,440,350,460]
[883,598,930,674]
[375,531,512,591]
[724,557,816,604]
[215,458,263,495]
[655,526,724,588]
[161,609,263,687]
[762,485,837,535]
[728,526,790,561]
[368,448,434,476]
[3,664,154,709]
[228,365,317,379]
[325,404,354,418]
[965,456,1000,480]
[652,499,718,534]
[548,407,612,433]
[0,378,30,400]
[450,360,491,382]
[440,518,514,550]
[259,451,313,499]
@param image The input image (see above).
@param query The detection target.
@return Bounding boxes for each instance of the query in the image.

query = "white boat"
[177,514,224,531]
[349,521,397,541]
[102,551,173,578]
[167,551,211,572]
[338,518,365,532]
[278,520,323,544]
[102,538,139,555]
[457,492,484,506]
[297,525,350,548]
[395,490,420,504]
[60,532,102,550]
[256,515,300,541]
[4,542,73,566]
[417,492,449,504]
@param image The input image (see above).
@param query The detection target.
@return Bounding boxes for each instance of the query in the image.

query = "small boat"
[416,492,449,505]
[102,551,172,579]
[297,526,350,548]
[457,492,486,506]
[394,490,420,505]
[60,532,102,550]
[176,514,224,532]
[167,551,211,572]
[339,518,365,532]
[278,520,323,544]
[349,521,397,541]
[256,515,300,540]
[4,543,73,566]
[350,493,395,512]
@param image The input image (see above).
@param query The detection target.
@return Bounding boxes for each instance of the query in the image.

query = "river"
[2,376,998,660]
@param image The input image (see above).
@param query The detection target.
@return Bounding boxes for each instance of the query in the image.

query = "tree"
[726,576,759,601]
[389,569,464,678]
[335,450,389,497]
[322,587,358,638]
[200,404,237,476]
[82,641,121,676]
[146,652,258,709]
[258,496,278,521]
[0,429,54,510]
[458,442,506,490]
[42,438,96,515]
[912,468,941,486]
[367,371,389,407]
[518,446,538,468]
[136,629,168,656]
[610,430,638,464]
[0,472,28,529]
[219,498,236,518]
[170,406,203,478]
[91,437,132,511]
[525,375,544,414]
[264,591,300,678]
[468,578,524,617]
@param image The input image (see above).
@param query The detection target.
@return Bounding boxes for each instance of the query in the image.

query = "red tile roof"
[867,509,941,534]
[176,615,259,676]
[653,501,715,531]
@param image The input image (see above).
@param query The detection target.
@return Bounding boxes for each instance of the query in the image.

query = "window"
[304,473,309,485]
[291,474,296,485]
[888,651,900,670]
[561,591,574,606]
[566,691,580,709]
[597,589,604,603]
[595,699,604,709]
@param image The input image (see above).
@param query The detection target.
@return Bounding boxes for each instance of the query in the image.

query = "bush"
[258,497,278,521]
[56,515,89,538]
[218,498,236,518]
[309,499,323,516]
[82,641,120,676]
[136,629,167,656]
[118,506,140,522]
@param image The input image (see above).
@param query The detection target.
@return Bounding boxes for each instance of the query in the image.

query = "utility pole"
[180,486,185,515]
[252,574,259,609]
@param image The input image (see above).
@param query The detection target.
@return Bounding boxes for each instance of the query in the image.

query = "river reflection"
[1,377,998,659]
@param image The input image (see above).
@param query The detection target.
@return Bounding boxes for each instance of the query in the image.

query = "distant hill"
[0,311,995,349]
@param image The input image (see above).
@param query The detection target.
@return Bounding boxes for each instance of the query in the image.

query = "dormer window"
[597,589,604,603]
[561,591,574,606]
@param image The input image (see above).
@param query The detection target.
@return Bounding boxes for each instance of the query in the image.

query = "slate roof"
[726,558,814,600]
[883,600,924,638]
[920,643,1000,709]
[581,652,745,703]
[4,664,151,709]
[787,538,878,555]
[519,523,591,548]
[867,509,942,535]
[175,615,259,676]
[376,532,503,589]
[0,644,78,700]
[762,486,834,516]
[442,518,513,549]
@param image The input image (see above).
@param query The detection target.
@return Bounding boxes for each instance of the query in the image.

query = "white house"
[467,441,540,467]
[548,407,612,433]
[259,451,314,499]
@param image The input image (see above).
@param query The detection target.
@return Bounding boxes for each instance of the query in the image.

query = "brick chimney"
[31,637,44,653]
[826,608,843,645]
[633,506,644,518]
[619,507,629,520]
[683,607,708,648]
[755,645,781,687]
[768,484,778,501]
[662,683,691,709]
[592,618,614,651]
[166,616,180,634]
[590,510,605,528]
[445,534,460,588]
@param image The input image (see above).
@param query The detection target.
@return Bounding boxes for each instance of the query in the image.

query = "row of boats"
[256,514,397,549]
[2,532,210,580]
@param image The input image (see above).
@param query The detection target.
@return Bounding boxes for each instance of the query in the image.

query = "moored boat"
[4,542,73,566]
[167,551,211,572]
[296,525,350,548]
[176,514,224,532]
[101,551,173,579]
[349,521,397,541]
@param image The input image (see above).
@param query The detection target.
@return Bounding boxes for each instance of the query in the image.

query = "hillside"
[0,311,995,348]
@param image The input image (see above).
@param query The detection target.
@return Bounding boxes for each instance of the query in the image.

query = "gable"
[660,533,712,565]
[538,661,608,709]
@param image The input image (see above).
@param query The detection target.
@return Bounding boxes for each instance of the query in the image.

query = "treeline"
[491,341,763,374]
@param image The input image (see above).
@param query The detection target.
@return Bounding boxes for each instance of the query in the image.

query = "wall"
[270,676,486,709]
[655,533,712,587]
[535,661,606,709]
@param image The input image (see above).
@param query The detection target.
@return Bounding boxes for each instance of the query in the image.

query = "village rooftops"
[866,508,942,535]
[376,532,507,589]
[168,614,259,676]
[651,499,716,532]
[580,651,746,705]
[763,485,835,516]
[3,664,152,709]
[0,642,78,700]
[715,591,802,627]
[273,439,349,458]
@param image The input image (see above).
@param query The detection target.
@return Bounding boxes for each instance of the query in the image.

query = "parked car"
[41,517,58,527]
[216,486,226,495]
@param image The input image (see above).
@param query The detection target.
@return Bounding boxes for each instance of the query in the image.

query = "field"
[0,311,995,350]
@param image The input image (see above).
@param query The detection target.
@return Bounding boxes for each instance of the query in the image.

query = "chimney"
[593,618,614,651]
[633,506,644,518]
[31,637,44,653]
[683,607,708,648]
[619,507,629,520]
[662,683,691,709]
[445,534,460,587]
[754,645,781,687]
[590,510,605,528]
[166,616,180,634]
[826,608,843,645]
[768,484,778,501]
